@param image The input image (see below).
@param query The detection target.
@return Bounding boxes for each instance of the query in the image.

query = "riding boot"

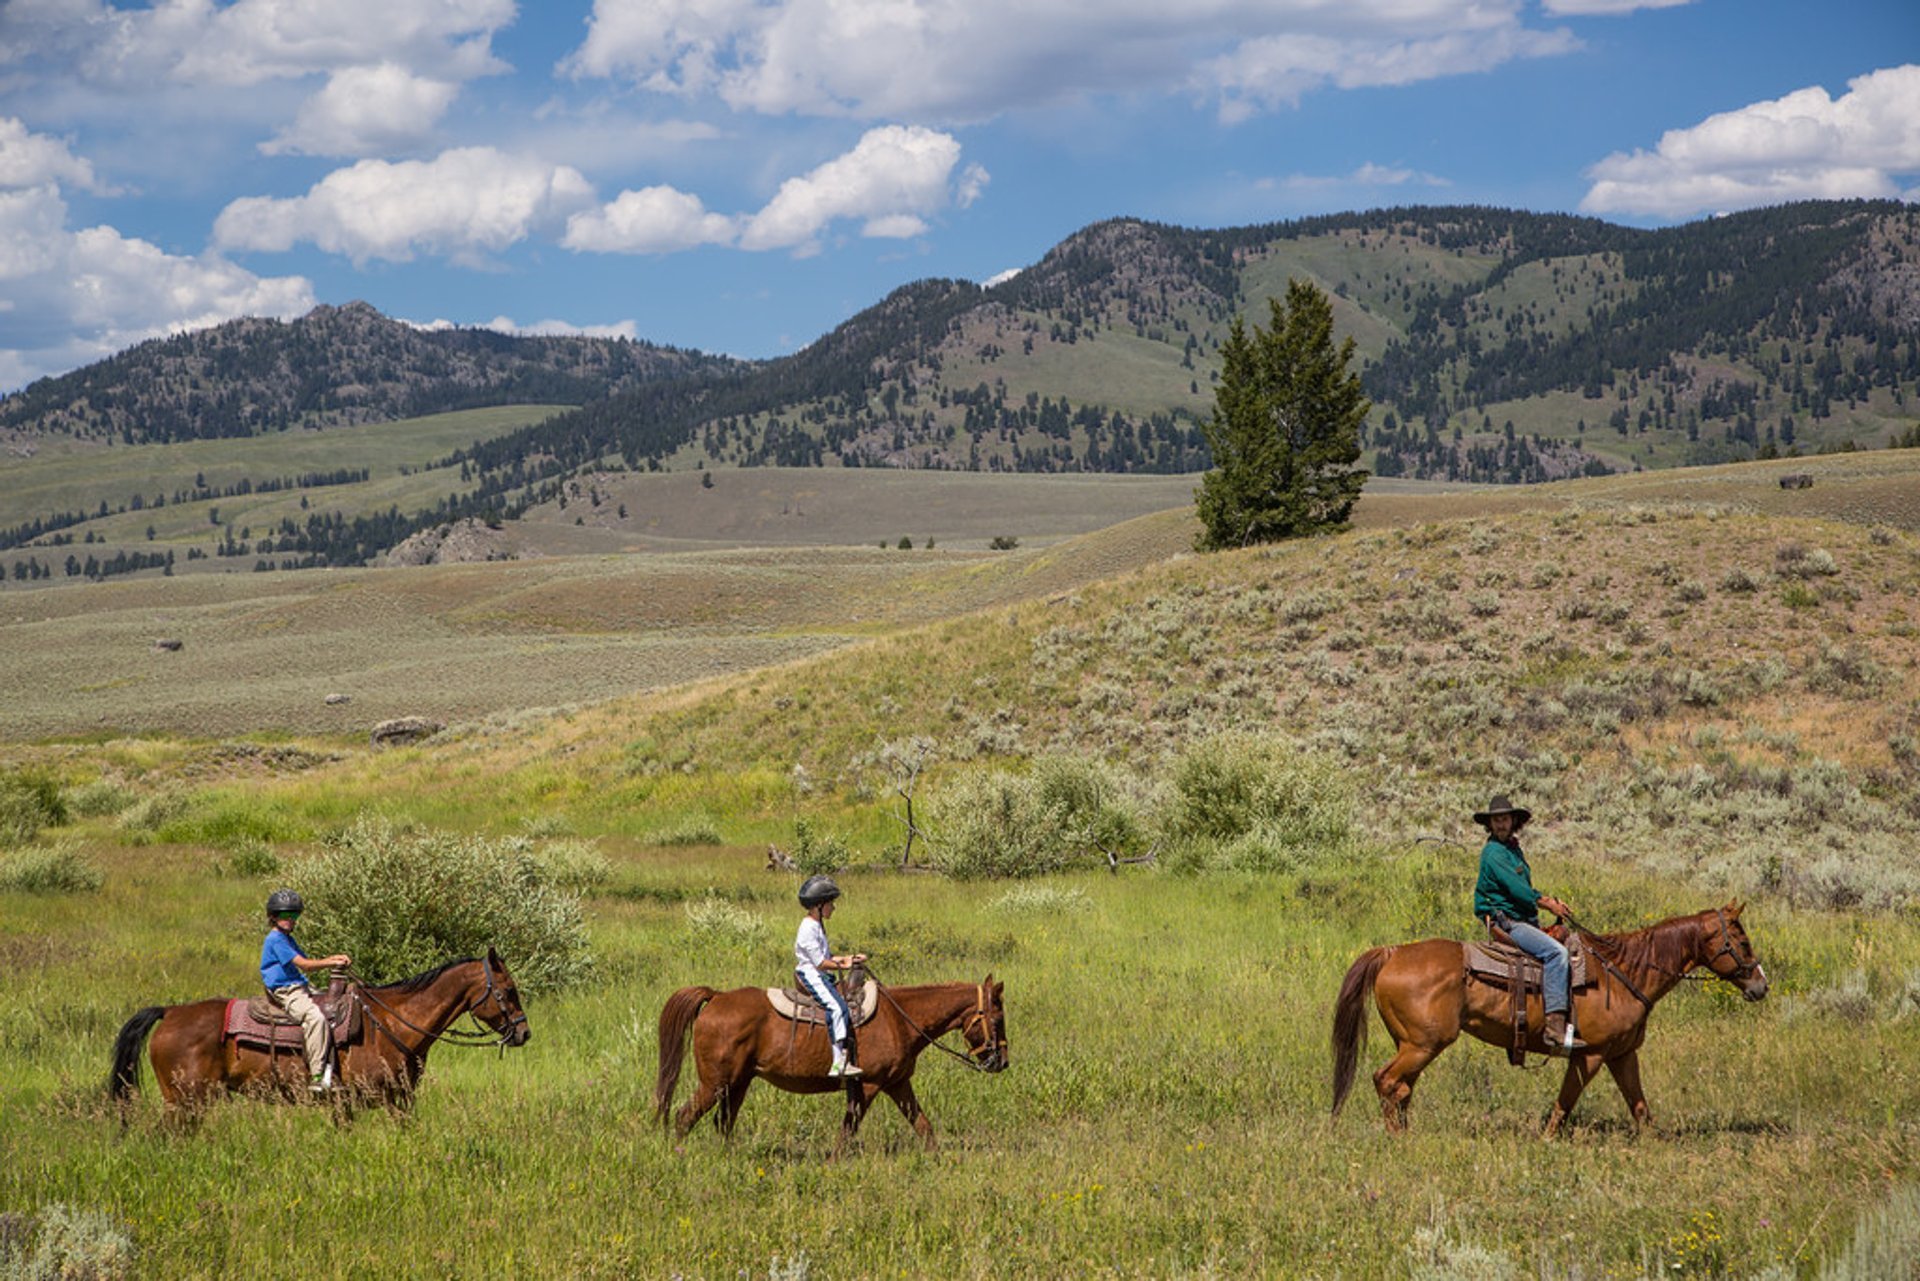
[1541,1010,1586,1055]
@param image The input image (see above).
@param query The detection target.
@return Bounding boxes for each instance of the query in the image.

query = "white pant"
[266,984,330,1076]
[795,966,851,1046]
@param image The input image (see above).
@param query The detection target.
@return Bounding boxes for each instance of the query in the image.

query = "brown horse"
[654,976,1007,1153]
[109,950,530,1115]
[1331,903,1768,1136]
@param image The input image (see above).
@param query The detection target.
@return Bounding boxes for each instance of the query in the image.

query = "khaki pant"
[266,984,330,1078]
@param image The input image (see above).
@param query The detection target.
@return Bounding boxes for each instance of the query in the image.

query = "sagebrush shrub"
[0,771,67,845]
[924,755,1146,879]
[2,1204,137,1281]
[1163,733,1355,857]
[294,815,594,993]
[683,895,772,952]
[791,817,851,875]
[0,845,102,894]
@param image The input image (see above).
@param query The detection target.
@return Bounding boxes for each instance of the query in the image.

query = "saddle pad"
[224,993,358,1050]
[1463,938,1590,990]
[765,980,879,1028]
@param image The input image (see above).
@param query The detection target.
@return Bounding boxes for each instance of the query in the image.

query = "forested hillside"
[3,201,1917,575]
[0,302,741,445]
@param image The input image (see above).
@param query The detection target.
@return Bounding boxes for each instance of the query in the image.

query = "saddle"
[1464,924,1591,1066]
[224,977,362,1052]
[766,977,880,1029]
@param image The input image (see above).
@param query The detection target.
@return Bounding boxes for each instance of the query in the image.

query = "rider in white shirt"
[794,875,866,1078]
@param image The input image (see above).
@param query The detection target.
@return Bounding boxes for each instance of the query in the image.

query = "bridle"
[1567,907,1763,1005]
[870,970,1004,1073]
[349,954,528,1056]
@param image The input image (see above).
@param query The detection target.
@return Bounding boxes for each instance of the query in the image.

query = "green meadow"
[6,459,1920,1277]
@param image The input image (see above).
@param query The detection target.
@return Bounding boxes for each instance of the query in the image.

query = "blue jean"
[796,966,852,1047]
[1501,918,1571,1014]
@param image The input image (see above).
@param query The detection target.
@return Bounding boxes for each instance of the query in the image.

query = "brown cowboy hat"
[1472,795,1532,829]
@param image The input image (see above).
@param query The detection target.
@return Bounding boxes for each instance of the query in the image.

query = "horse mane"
[371,956,480,993]
[1587,912,1703,976]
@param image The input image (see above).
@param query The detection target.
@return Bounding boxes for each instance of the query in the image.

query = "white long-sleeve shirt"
[795,916,830,970]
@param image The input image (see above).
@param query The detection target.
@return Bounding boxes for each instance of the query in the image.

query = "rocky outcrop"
[370,717,444,748]
[383,519,525,567]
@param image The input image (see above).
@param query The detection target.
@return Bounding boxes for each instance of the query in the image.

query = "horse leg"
[884,1080,937,1151]
[830,1082,876,1159]
[1605,1050,1653,1132]
[1372,1039,1444,1134]
[1544,1050,1605,1137]
[715,1076,755,1139]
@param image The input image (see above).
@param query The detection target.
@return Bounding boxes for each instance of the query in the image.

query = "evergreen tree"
[1195,280,1369,549]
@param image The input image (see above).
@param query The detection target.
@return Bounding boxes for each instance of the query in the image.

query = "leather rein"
[866,969,1003,1073]
[345,955,527,1056]
[1563,907,1761,1009]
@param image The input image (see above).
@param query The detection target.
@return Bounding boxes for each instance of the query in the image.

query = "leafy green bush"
[924,755,1146,879]
[791,817,851,876]
[116,789,192,843]
[683,895,772,953]
[0,771,67,845]
[219,840,281,878]
[64,779,133,819]
[1162,734,1355,873]
[151,792,308,848]
[0,845,102,894]
[294,815,594,993]
[527,838,611,895]
[644,816,723,846]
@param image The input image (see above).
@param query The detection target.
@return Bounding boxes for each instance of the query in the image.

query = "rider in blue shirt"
[260,888,351,1092]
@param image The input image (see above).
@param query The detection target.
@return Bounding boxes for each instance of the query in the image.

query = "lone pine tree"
[1196,279,1369,549]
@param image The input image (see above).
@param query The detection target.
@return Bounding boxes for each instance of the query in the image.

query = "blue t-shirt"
[260,928,308,988]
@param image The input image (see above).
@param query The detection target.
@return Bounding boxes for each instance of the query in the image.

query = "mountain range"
[3,200,1917,571]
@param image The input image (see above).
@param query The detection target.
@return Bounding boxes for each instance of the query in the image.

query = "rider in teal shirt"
[1472,796,1583,1054]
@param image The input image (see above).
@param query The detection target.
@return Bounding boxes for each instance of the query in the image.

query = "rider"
[260,888,352,1092]
[794,875,866,1078]
[1471,796,1585,1055]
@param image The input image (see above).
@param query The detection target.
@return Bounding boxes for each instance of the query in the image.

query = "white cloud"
[738,125,967,253]
[1255,161,1451,191]
[562,185,739,253]
[0,116,108,193]
[1541,0,1691,14]
[263,64,460,157]
[404,314,644,340]
[0,180,314,392]
[41,0,515,89]
[1581,64,1920,218]
[567,0,1581,122]
[213,148,598,265]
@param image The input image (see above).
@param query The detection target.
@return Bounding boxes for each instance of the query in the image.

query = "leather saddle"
[766,976,880,1029]
[224,977,362,1051]
[1464,923,1590,1065]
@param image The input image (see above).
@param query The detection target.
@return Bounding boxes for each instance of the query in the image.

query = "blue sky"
[0,0,1915,391]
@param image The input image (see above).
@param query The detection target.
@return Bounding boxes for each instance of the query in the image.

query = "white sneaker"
[827,1059,863,1078]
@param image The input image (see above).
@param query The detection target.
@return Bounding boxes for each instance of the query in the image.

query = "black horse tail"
[110,1006,166,1101]
[1330,947,1392,1119]
[652,986,717,1126]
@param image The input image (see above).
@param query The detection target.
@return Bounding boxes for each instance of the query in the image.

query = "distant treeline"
[0,467,369,552]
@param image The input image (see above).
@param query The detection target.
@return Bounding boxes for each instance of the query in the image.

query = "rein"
[344,956,525,1056]
[1560,907,1756,1006]
[865,967,1001,1073]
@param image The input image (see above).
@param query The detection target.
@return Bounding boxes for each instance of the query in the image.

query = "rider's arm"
[292,952,350,972]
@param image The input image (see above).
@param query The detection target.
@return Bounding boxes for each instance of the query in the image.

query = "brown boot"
[1541,1011,1586,1055]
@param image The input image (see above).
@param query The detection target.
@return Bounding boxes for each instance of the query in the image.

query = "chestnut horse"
[109,950,530,1115]
[1332,903,1767,1136]
[654,976,1007,1153]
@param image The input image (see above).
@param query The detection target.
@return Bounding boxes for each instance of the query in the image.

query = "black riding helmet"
[798,875,841,908]
[266,888,305,918]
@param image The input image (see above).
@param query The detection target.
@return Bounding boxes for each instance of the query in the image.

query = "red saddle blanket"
[224,985,361,1051]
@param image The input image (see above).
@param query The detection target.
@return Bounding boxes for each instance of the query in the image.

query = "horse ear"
[487,945,500,965]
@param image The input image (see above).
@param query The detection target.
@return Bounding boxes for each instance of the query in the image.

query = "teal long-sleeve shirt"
[1473,837,1541,923]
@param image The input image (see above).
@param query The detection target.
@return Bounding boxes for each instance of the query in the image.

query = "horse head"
[1703,902,1768,1002]
[961,976,1009,1073]
[473,948,532,1046]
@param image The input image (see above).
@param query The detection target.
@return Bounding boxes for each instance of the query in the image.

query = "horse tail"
[110,1006,166,1101]
[1331,947,1392,1119]
[653,986,716,1125]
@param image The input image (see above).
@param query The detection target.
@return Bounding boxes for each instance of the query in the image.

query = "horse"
[1331,902,1767,1136]
[654,975,1007,1154]
[109,949,530,1116]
